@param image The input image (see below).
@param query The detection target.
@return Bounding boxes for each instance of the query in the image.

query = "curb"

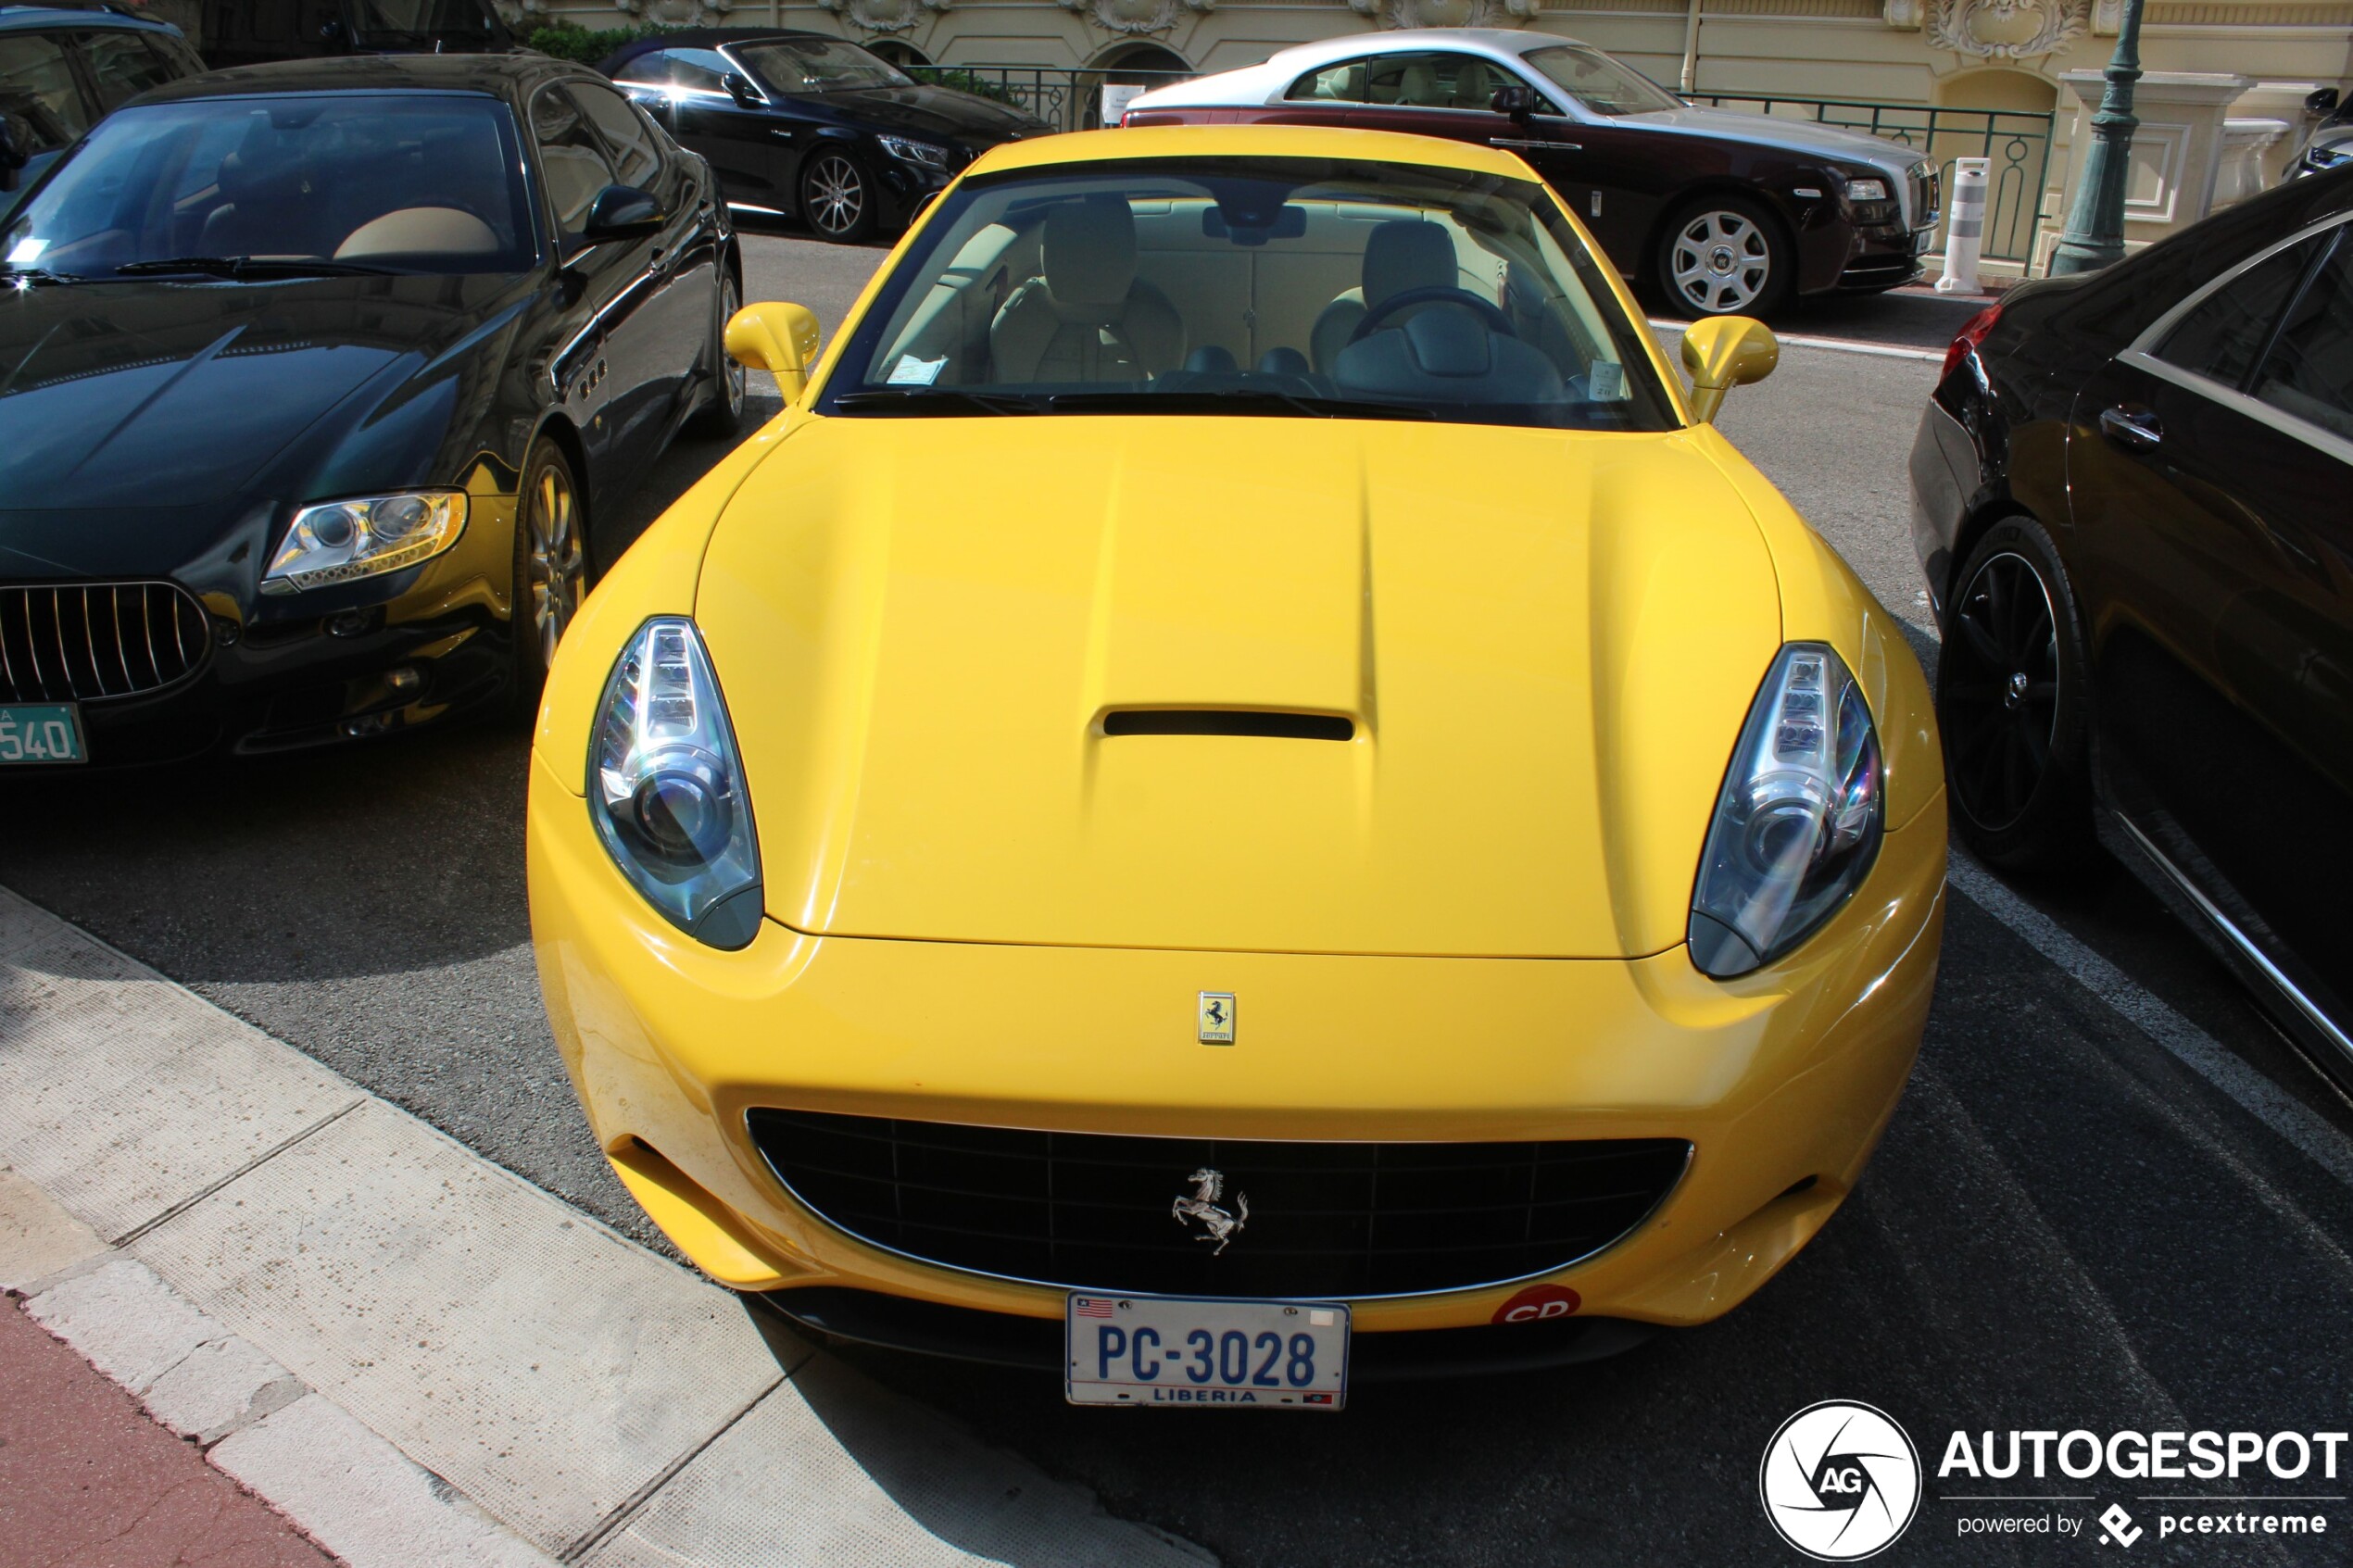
[0,885,1214,1568]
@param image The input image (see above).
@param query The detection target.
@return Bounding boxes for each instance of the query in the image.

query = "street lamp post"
[2048,0,2147,274]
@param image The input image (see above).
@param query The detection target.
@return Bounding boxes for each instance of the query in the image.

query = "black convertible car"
[0,52,744,765]
[1912,166,2353,1073]
[602,30,1046,243]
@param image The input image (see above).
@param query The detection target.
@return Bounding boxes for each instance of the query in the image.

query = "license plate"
[1065,1293,1350,1410]
[0,704,85,765]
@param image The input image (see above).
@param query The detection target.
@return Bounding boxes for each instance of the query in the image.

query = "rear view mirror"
[581,184,665,245]
[1201,204,1307,245]
[0,116,22,194]
[1491,85,1538,121]
[1680,315,1779,422]
[725,300,823,400]
[723,73,762,109]
[2309,86,2341,116]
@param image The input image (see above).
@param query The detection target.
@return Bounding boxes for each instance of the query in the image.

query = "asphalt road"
[6,232,2351,1567]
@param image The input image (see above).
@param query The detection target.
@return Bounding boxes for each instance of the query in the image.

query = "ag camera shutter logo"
[1759,1400,1922,1560]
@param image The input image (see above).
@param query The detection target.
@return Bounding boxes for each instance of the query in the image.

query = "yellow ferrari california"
[527,125,1944,1409]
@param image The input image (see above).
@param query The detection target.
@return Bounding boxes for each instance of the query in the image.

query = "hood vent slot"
[1102,709,1353,742]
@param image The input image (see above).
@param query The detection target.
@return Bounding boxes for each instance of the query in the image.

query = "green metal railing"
[1685,94,2057,264]
[904,65,1195,132]
[904,69,2057,264]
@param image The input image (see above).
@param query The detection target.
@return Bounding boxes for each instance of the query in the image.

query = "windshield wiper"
[113,257,401,280]
[1046,388,1434,421]
[832,388,1043,416]
[0,266,85,285]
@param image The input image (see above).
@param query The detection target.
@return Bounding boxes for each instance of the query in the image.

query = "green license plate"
[0,704,86,765]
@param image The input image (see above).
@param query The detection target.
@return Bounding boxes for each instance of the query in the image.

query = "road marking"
[1647,317,1947,362]
[1946,856,2353,1191]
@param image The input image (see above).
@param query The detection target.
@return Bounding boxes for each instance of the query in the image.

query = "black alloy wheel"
[800,149,877,244]
[1936,516,2094,869]
[509,435,587,714]
[1654,194,1793,319]
[686,266,747,440]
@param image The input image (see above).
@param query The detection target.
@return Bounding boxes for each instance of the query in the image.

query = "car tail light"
[1942,303,2002,382]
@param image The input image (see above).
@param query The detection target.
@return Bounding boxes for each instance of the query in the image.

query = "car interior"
[4,96,535,275]
[840,169,1668,428]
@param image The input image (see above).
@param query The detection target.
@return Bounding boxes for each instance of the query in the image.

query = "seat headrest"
[1044,195,1137,313]
[1364,220,1456,310]
[1399,63,1436,106]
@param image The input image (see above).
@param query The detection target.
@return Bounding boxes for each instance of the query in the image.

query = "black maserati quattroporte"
[0,53,745,765]
[1912,165,2353,1072]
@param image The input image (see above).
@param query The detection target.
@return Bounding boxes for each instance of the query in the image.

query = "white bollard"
[1937,157,1991,295]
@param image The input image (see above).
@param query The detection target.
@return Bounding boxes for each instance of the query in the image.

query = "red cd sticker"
[1491,1283,1581,1324]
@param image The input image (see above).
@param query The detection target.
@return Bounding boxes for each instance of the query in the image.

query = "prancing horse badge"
[1197,992,1236,1045]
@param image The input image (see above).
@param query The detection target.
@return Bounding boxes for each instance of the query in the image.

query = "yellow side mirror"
[724,301,823,401]
[1679,316,1779,424]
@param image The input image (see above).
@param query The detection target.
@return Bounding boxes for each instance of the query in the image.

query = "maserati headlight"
[587,618,762,949]
[875,133,951,170]
[260,491,466,594]
[1689,643,1883,978]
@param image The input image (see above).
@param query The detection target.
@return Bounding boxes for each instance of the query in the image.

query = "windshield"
[2,93,537,280]
[820,156,1677,433]
[347,0,501,44]
[735,38,910,94]
[1520,46,1681,117]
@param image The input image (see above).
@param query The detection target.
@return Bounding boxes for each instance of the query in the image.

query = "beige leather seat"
[988,196,1183,383]
[1396,62,1438,107]
[337,207,499,260]
[1310,220,1460,374]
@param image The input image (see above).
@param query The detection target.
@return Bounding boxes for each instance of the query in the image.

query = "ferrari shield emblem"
[1197,992,1236,1045]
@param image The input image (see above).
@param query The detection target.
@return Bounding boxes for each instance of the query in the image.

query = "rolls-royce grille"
[749,1110,1692,1298]
[0,583,208,703]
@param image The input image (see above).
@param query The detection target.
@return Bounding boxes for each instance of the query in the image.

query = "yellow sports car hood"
[695,416,1781,958]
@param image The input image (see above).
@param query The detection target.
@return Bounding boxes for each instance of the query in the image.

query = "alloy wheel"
[804,154,866,239]
[1669,210,1771,314]
[1942,550,2061,833]
[525,461,585,669]
[720,271,746,418]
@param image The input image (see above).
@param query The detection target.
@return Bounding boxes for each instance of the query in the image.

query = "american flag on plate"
[1073,1298,1116,1319]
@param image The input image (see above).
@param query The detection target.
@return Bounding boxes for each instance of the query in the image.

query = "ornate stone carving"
[820,0,950,33]
[613,0,735,23]
[1058,0,1213,33]
[1926,0,2091,56]
[1347,0,1538,27]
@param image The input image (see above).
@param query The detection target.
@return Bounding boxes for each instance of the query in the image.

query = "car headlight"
[2309,142,2351,168]
[587,618,763,949]
[875,133,951,171]
[259,491,466,594]
[1689,643,1883,978]
[1843,177,1891,204]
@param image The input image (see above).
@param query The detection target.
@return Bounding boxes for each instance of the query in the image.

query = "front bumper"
[1,489,522,767]
[528,748,1945,1337]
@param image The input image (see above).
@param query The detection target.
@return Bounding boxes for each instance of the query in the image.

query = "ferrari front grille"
[749,1110,1691,1299]
[0,582,209,703]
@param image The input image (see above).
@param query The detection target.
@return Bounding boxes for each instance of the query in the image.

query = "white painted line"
[0,884,1215,1568]
[1946,856,2353,1191]
[1647,317,1947,362]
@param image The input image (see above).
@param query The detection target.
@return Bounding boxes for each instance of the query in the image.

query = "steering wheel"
[1347,285,1519,345]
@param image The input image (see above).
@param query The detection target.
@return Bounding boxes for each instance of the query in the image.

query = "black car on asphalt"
[1911,166,2353,1075]
[601,29,1047,244]
[0,51,746,766]
[0,5,206,214]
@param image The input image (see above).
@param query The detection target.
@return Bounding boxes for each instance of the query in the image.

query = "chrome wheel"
[803,153,866,239]
[1943,550,2061,834]
[524,460,585,668]
[1669,209,1772,314]
[719,271,746,418]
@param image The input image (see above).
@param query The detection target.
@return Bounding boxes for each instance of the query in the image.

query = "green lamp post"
[2049,0,2147,274]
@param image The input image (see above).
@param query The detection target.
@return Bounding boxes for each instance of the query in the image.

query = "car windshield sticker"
[1589,360,1626,401]
[887,354,949,385]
